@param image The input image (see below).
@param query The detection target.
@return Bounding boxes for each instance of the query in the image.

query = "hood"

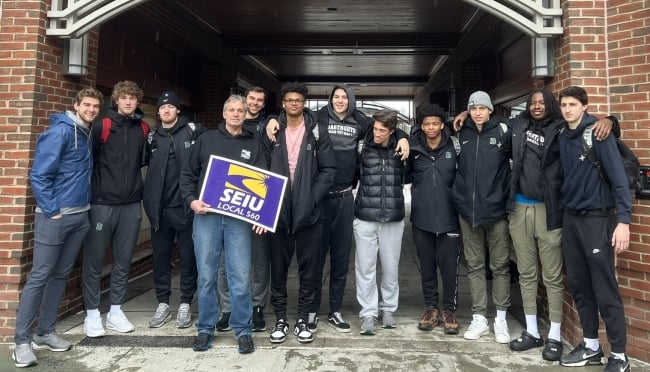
[49,111,91,149]
[565,112,599,138]
[216,121,256,139]
[327,84,357,121]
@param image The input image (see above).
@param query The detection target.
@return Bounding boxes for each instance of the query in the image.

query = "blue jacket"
[31,111,92,217]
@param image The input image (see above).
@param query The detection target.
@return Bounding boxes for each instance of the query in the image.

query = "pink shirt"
[285,121,305,184]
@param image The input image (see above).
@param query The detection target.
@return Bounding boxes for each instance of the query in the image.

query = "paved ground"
[3,189,649,371]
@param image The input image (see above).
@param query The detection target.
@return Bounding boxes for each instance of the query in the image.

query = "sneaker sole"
[463,328,490,340]
[31,341,70,352]
[177,320,193,329]
[269,336,286,343]
[444,327,459,335]
[560,357,604,367]
[381,324,396,329]
[83,326,105,338]
[360,330,376,336]
[252,326,267,332]
[418,324,434,331]
[149,313,172,328]
[328,322,351,333]
[12,351,37,368]
[106,323,135,333]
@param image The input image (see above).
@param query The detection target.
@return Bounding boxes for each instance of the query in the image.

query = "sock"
[611,352,626,361]
[525,314,539,338]
[86,309,100,319]
[584,337,600,351]
[496,310,507,320]
[548,321,561,342]
[110,304,122,315]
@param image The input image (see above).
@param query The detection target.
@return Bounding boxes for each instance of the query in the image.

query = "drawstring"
[524,204,537,237]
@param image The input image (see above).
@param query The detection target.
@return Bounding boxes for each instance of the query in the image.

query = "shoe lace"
[178,304,190,319]
[444,312,456,324]
[154,304,169,318]
[421,308,434,322]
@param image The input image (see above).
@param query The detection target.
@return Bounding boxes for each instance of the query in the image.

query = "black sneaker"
[509,331,543,352]
[216,312,231,331]
[542,338,563,361]
[252,306,266,332]
[560,343,604,367]
[269,319,289,343]
[294,319,314,343]
[327,312,351,333]
[237,334,255,354]
[307,312,319,333]
[192,332,214,352]
[604,356,631,372]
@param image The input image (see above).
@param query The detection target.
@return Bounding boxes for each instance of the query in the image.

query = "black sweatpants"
[269,223,322,321]
[412,225,461,312]
[562,211,627,353]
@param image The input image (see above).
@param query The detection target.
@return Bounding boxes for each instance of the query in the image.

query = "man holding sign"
[180,95,266,354]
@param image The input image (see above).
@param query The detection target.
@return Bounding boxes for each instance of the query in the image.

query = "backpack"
[101,117,150,144]
[582,124,641,197]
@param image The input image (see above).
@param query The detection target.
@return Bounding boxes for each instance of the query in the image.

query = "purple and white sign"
[199,155,287,232]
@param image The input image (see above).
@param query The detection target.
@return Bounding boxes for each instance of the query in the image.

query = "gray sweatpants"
[82,203,142,310]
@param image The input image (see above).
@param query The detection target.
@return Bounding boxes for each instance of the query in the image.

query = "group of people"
[13,80,632,372]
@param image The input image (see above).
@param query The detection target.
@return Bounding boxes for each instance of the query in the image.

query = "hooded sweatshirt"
[31,111,92,217]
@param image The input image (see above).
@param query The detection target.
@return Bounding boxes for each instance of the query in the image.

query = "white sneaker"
[106,310,135,333]
[463,314,489,340]
[493,318,510,344]
[83,316,105,338]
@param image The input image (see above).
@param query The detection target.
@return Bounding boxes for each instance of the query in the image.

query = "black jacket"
[508,115,564,229]
[143,116,208,230]
[91,107,148,205]
[559,113,631,224]
[406,127,459,234]
[452,116,511,226]
[263,109,336,233]
[180,123,266,207]
[355,129,405,223]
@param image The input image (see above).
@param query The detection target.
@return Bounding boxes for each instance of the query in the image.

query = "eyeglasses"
[283,99,305,104]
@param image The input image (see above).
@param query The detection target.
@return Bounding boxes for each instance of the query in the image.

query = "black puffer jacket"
[91,107,148,205]
[264,109,336,233]
[143,116,208,230]
[406,127,459,234]
[507,115,564,229]
[452,116,511,226]
[355,129,405,222]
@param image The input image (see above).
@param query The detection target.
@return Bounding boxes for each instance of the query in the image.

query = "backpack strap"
[100,117,112,144]
[582,124,608,210]
[450,135,461,156]
[140,120,150,138]
[187,122,197,143]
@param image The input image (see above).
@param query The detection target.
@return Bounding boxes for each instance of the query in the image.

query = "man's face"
[469,105,491,125]
[373,121,393,146]
[74,97,101,125]
[158,104,180,125]
[331,88,349,117]
[223,100,246,128]
[116,94,138,116]
[283,92,306,117]
[560,96,587,128]
[246,91,265,117]
[421,116,444,141]
[529,92,547,120]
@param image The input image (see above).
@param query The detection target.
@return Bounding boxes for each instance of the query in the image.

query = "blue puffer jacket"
[30,111,92,217]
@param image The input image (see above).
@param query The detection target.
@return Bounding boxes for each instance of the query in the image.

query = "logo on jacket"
[446,151,452,159]
[218,164,268,213]
[95,223,103,231]
[240,149,251,160]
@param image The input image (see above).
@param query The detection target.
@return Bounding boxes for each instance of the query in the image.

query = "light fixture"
[531,37,554,78]
[63,34,89,76]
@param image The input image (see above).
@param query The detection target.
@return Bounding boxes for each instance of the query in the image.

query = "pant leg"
[83,205,115,310]
[15,212,87,343]
[533,203,564,324]
[412,226,440,308]
[37,212,89,334]
[327,194,354,314]
[459,217,488,316]
[437,232,461,313]
[217,254,230,313]
[295,223,322,320]
[509,203,539,316]
[151,211,176,304]
[193,213,223,335]
[269,229,294,320]
[174,211,197,305]
[109,203,142,305]
[223,217,253,338]
[311,198,334,314]
[377,220,404,314]
[485,218,511,312]
[354,219,379,319]
[250,233,270,308]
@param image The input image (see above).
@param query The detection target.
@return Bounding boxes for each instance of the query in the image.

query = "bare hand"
[395,138,410,160]
[453,111,468,132]
[593,118,613,141]
[190,200,211,214]
[252,225,267,235]
[266,118,280,142]
[611,223,630,254]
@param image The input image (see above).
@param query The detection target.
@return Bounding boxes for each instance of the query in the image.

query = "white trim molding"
[47,0,149,38]
[463,0,563,37]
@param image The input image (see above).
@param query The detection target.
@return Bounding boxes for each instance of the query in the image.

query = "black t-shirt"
[518,121,546,201]
[161,127,183,208]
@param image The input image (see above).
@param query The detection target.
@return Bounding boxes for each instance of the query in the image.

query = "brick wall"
[550,0,650,361]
